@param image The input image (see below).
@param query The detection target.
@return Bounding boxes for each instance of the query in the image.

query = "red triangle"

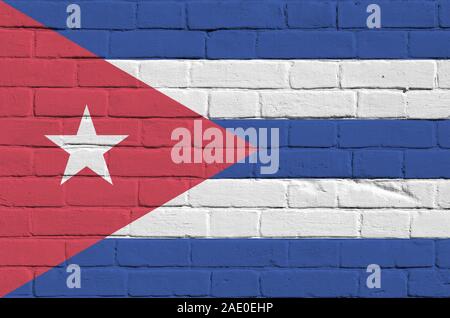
[0,1,255,296]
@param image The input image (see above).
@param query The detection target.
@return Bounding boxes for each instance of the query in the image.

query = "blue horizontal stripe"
[5,0,450,59]
[8,238,450,298]
[213,119,450,179]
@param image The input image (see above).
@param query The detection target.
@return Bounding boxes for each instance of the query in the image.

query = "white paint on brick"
[189,179,287,208]
[108,179,450,238]
[110,59,450,119]
[209,209,260,237]
[190,61,289,88]
[437,61,450,88]
[357,90,406,118]
[407,91,450,119]
[128,208,208,237]
[158,88,208,117]
[361,211,411,238]
[411,211,450,238]
[139,60,190,88]
[209,90,260,118]
[288,180,337,208]
[261,91,356,118]
[341,61,435,89]
[290,61,339,88]
[260,209,359,237]
[337,180,436,208]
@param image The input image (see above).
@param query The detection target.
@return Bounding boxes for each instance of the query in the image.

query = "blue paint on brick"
[8,238,450,298]
[116,239,190,266]
[341,240,398,268]
[211,271,260,297]
[287,2,336,29]
[338,1,437,28]
[409,270,450,297]
[438,121,450,148]
[69,240,116,266]
[261,270,359,297]
[436,240,450,268]
[137,2,185,29]
[273,149,352,178]
[353,150,403,178]
[110,30,205,58]
[187,1,285,30]
[405,150,450,178]
[339,121,435,148]
[289,121,337,148]
[4,0,450,59]
[359,269,408,297]
[357,31,408,58]
[289,240,339,267]
[207,31,256,58]
[58,30,109,57]
[257,31,355,58]
[129,270,210,297]
[191,240,288,267]
[409,31,450,58]
[35,269,128,297]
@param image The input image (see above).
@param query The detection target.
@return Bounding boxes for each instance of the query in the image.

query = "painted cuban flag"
[1,0,450,298]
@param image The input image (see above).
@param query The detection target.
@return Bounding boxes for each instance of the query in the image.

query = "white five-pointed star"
[46,106,128,185]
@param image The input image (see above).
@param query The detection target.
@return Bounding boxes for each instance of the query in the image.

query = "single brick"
[0,59,76,87]
[359,269,407,298]
[409,270,450,297]
[0,148,33,176]
[289,240,339,267]
[128,270,210,297]
[35,30,108,58]
[357,32,407,58]
[117,239,190,266]
[353,150,403,178]
[0,239,65,266]
[341,240,397,268]
[0,88,32,117]
[34,268,127,297]
[110,30,205,58]
[67,239,116,266]
[191,239,288,267]
[339,120,435,148]
[394,240,434,267]
[405,150,450,178]
[78,60,139,87]
[261,270,359,297]
[0,269,33,297]
[138,2,185,28]
[0,119,61,146]
[0,209,30,237]
[439,0,450,27]
[207,31,256,59]
[410,31,450,58]
[0,29,32,57]
[211,271,260,297]
[77,2,136,29]
[438,121,450,148]
[257,31,355,58]
[437,240,450,268]
[287,2,336,28]
[338,1,436,28]
[31,209,130,236]
[289,121,337,147]
[35,88,108,117]
[274,149,352,178]
[0,178,65,207]
[187,1,285,29]
[66,178,138,207]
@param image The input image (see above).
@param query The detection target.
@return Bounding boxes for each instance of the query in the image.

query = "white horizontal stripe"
[110,179,450,238]
[108,59,450,119]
